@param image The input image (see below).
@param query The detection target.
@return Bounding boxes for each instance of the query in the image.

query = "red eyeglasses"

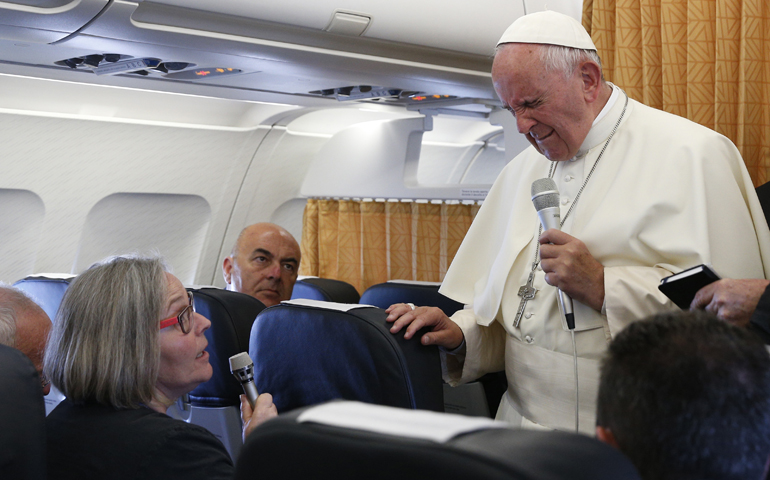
[159,291,194,334]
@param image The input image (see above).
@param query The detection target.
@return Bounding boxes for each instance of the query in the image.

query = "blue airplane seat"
[12,273,75,322]
[359,280,463,316]
[291,277,360,303]
[235,400,642,480]
[361,280,507,419]
[249,300,443,414]
[179,287,265,460]
[0,344,46,479]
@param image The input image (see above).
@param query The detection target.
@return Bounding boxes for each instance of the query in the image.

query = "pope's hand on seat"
[386,303,464,349]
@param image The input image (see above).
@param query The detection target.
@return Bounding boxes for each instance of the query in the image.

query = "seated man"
[0,285,52,394]
[595,310,770,480]
[222,223,301,306]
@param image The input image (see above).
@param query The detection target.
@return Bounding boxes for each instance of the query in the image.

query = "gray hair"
[495,43,604,80]
[539,44,603,79]
[44,256,167,408]
[0,285,42,347]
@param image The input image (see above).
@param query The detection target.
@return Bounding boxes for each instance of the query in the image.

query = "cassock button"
[524,312,532,319]
[525,335,534,344]
[564,175,574,182]
[561,196,570,205]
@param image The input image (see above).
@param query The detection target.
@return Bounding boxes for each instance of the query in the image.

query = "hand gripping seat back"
[360,282,505,418]
[360,281,463,316]
[188,288,266,407]
[291,277,361,303]
[249,303,444,413]
[235,402,642,480]
[0,344,46,480]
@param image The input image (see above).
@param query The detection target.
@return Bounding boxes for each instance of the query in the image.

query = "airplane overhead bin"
[0,0,582,110]
[0,0,109,43]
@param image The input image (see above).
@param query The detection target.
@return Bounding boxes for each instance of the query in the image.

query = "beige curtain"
[584,0,770,185]
[300,199,480,294]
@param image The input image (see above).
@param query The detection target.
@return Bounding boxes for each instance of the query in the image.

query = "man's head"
[0,286,52,395]
[596,310,770,480]
[492,11,610,161]
[223,223,301,306]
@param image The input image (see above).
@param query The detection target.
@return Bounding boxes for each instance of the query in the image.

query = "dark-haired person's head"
[596,310,770,480]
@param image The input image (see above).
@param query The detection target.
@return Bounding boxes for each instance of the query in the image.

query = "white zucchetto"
[497,10,597,51]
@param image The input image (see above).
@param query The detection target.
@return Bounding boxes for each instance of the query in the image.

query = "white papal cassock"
[439,85,770,434]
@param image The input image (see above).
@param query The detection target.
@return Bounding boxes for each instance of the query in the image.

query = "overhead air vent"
[54,54,199,78]
[309,85,422,102]
[324,11,371,36]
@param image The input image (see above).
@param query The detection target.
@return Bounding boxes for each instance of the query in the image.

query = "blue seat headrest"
[360,282,463,316]
[291,277,360,303]
[13,275,75,322]
[188,288,265,407]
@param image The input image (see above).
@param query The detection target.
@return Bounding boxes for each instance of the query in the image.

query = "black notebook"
[658,264,721,310]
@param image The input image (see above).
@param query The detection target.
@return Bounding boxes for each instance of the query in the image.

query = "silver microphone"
[229,352,258,408]
[531,178,575,330]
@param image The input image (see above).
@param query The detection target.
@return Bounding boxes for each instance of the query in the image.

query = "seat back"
[360,280,505,418]
[0,344,46,480]
[182,288,265,460]
[235,401,642,480]
[291,277,360,303]
[12,274,75,322]
[249,300,443,414]
[359,280,463,316]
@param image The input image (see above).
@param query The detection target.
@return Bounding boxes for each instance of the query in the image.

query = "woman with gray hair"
[44,256,276,480]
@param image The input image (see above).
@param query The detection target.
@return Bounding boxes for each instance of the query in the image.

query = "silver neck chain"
[530,90,629,270]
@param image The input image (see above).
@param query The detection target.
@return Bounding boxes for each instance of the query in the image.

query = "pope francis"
[387,10,770,434]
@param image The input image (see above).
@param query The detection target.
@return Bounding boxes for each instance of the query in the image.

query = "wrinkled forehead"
[164,272,187,303]
[240,228,299,259]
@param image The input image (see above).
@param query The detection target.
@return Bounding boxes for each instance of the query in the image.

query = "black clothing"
[750,284,770,344]
[0,345,46,480]
[46,399,233,480]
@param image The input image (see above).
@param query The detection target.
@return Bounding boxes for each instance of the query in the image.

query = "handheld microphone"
[229,352,258,408]
[531,178,575,330]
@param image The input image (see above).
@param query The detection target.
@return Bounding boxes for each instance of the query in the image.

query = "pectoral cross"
[514,268,538,328]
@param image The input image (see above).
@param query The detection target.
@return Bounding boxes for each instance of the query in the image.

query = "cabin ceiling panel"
[0,0,496,107]
[130,0,524,56]
[0,0,108,43]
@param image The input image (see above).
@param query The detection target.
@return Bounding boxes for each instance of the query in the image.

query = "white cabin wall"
[0,75,304,285]
[213,105,420,287]
[0,78,524,288]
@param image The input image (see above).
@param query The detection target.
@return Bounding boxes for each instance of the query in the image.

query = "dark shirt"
[0,345,46,480]
[46,399,233,480]
[749,283,770,344]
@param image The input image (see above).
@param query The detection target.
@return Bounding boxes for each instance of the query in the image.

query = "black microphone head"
[229,352,253,373]
[531,178,560,212]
